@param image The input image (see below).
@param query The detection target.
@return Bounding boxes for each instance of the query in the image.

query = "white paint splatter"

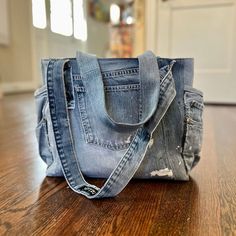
[125,135,131,144]
[148,138,154,148]
[150,168,173,177]
[176,145,182,152]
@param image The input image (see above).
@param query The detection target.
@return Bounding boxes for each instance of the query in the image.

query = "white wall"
[0,0,34,93]
[0,0,110,93]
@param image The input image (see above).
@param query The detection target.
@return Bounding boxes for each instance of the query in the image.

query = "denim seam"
[72,65,169,80]
[73,66,170,81]
[77,92,94,142]
[89,138,129,151]
[191,101,204,110]
[138,80,142,122]
[75,87,86,92]
[47,60,75,188]
[161,71,172,87]
[102,68,139,78]
[104,84,140,92]
[159,75,172,97]
[73,68,139,80]
[75,84,140,93]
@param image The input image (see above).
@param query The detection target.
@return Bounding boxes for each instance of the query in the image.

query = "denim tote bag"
[34,51,204,199]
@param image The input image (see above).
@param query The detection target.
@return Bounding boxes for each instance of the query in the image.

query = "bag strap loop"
[76,51,160,132]
[46,57,176,199]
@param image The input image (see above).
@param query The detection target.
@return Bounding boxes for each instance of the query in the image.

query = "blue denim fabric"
[34,51,204,199]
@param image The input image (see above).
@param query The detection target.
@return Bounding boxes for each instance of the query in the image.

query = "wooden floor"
[0,93,236,236]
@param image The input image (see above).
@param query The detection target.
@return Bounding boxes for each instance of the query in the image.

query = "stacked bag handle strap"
[46,52,176,199]
[76,51,160,132]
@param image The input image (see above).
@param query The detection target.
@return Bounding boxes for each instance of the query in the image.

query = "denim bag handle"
[76,51,160,131]
[46,58,176,199]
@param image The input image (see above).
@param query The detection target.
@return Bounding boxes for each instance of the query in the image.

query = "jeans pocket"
[75,85,137,151]
[183,86,204,171]
[34,85,53,166]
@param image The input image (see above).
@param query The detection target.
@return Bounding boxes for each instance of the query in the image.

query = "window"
[32,0,87,41]
[73,0,87,41]
[50,0,73,36]
[32,0,47,29]
[110,4,120,25]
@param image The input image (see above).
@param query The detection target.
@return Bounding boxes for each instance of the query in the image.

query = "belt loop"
[64,61,75,110]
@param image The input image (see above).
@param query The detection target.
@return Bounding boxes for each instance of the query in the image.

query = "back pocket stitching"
[77,91,131,151]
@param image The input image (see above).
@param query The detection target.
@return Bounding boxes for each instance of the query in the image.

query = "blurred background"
[0,0,236,103]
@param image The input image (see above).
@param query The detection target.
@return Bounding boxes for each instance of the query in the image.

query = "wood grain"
[0,94,236,236]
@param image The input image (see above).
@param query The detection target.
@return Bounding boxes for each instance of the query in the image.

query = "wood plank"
[0,94,236,235]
